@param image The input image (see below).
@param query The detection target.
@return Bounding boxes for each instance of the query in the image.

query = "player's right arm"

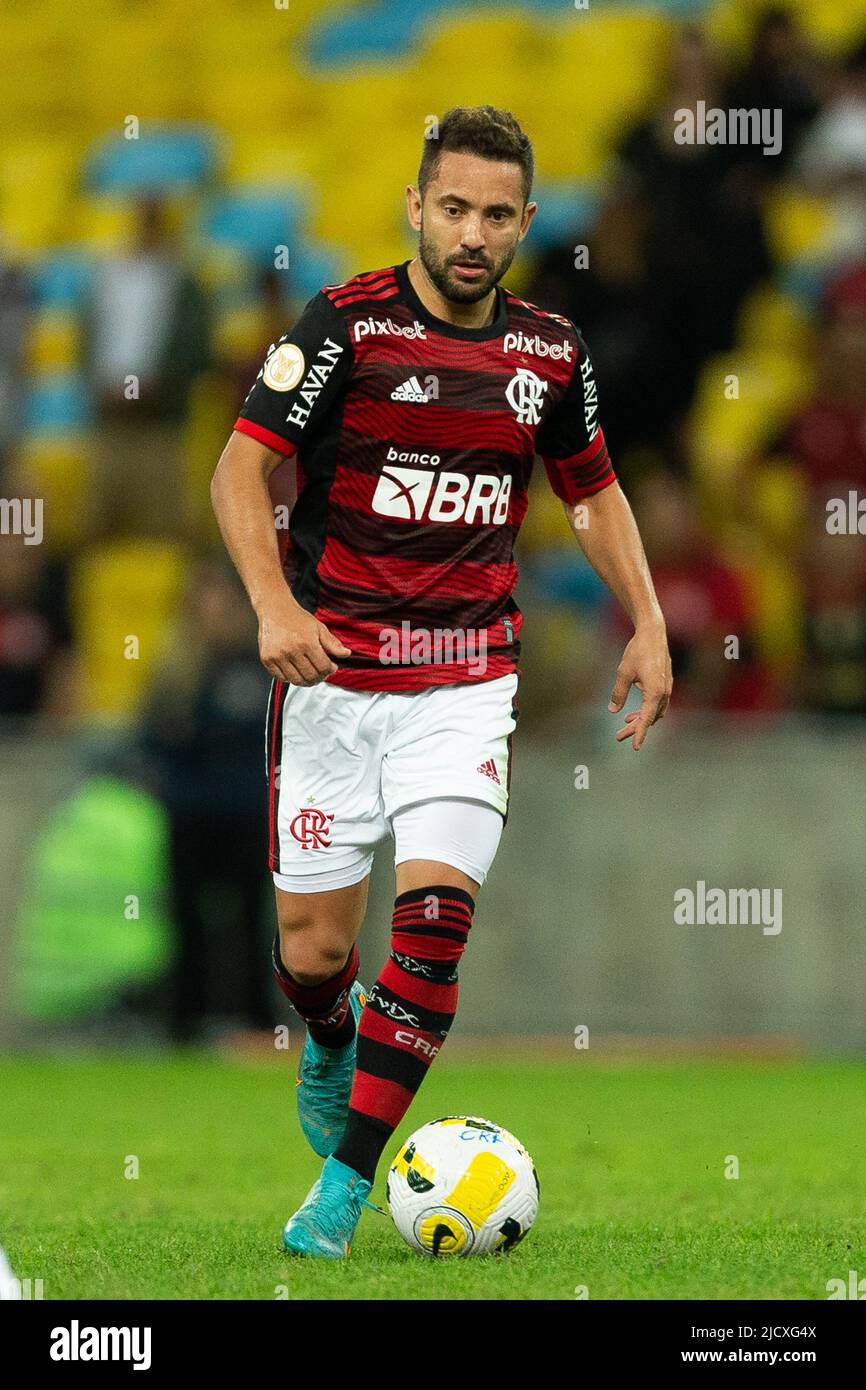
[211,290,354,686]
[210,432,351,686]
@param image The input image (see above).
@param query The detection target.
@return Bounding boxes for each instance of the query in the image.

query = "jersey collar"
[395,259,507,341]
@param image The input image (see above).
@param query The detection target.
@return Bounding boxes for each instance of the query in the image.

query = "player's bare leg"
[274,878,368,990]
[273,878,369,1158]
[393,860,478,898]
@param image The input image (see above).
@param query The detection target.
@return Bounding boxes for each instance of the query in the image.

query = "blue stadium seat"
[778,261,828,310]
[85,124,219,194]
[306,1,428,65]
[306,0,714,66]
[529,184,601,250]
[289,244,348,300]
[528,549,610,612]
[202,190,305,266]
[23,376,93,432]
[31,253,94,310]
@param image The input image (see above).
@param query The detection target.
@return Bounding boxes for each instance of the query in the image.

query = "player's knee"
[276,926,350,986]
[390,883,475,977]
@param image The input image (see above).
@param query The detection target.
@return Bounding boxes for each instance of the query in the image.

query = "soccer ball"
[387,1115,539,1256]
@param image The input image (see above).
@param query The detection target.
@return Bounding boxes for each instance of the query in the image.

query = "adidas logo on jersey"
[391,376,429,403]
[476,758,501,785]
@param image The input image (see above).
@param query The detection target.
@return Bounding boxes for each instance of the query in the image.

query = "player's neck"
[407,257,497,330]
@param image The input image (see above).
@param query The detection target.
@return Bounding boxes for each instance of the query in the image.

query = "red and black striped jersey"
[234,260,615,691]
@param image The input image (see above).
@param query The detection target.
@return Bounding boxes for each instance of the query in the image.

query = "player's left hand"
[608,622,673,751]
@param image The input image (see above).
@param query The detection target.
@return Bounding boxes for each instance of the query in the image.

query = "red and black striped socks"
[333,884,475,1182]
[273,938,359,1050]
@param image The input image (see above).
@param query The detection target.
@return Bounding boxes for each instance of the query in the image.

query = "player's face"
[410,151,536,305]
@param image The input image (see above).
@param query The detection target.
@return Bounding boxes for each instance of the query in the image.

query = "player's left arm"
[536,323,672,749]
[565,482,672,751]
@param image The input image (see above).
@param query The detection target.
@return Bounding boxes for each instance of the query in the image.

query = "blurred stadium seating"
[1,0,865,1041]
[1,0,863,714]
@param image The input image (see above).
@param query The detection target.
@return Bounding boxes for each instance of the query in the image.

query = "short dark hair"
[418,105,534,205]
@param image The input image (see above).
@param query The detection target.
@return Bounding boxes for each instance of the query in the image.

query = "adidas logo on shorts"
[391,376,429,403]
[476,757,500,785]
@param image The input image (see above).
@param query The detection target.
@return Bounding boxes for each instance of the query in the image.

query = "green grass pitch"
[1,1052,864,1300]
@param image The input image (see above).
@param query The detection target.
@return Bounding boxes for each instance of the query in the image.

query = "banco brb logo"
[372,463,512,525]
[505,367,547,425]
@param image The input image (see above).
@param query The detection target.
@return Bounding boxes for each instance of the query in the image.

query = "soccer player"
[211,106,672,1258]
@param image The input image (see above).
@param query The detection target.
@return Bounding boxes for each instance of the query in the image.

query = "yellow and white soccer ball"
[387,1116,539,1257]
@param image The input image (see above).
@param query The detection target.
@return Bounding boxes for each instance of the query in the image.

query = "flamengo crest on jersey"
[234,261,615,692]
[505,367,548,425]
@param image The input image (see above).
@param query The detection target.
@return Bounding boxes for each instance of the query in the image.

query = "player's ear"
[518,201,538,240]
[405,184,423,232]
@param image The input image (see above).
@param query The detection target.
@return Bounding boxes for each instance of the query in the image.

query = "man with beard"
[211,106,672,1257]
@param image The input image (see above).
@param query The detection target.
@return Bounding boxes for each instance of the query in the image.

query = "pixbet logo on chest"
[503,330,573,361]
[353,316,427,341]
[373,447,512,525]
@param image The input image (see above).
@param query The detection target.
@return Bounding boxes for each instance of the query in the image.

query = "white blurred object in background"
[0,1244,21,1299]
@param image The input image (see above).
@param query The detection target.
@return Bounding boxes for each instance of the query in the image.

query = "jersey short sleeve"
[535,326,616,504]
[234,291,353,456]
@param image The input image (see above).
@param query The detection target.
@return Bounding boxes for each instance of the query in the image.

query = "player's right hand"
[257,598,352,686]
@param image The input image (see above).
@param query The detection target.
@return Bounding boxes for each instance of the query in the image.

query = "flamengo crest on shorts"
[289,806,335,850]
[267,674,519,879]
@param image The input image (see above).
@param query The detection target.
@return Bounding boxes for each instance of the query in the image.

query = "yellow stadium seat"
[763,186,835,264]
[737,283,816,357]
[749,547,804,678]
[0,140,81,255]
[69,197,137,253]
[225,137,326,191]
[421,13,538,69]
[12,436,91,551]
[183,373,234,546]
[708,0,866,61]
[519,473,573,555]
[311,71,424,163]
[544,10,672,132]
[198,65,313,135]
[689,348,813,494]
[197,244,251,296]
[751,456,809,550]
[313,165,407,248]
[72,540,189,719]
[25,312,80,373]
[75,13,200,126]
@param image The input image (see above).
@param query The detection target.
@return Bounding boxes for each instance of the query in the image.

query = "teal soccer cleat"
[282,1156,375,1259]
[295,980,366,1157]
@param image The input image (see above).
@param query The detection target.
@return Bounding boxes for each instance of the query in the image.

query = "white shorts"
[266,672,519,892]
